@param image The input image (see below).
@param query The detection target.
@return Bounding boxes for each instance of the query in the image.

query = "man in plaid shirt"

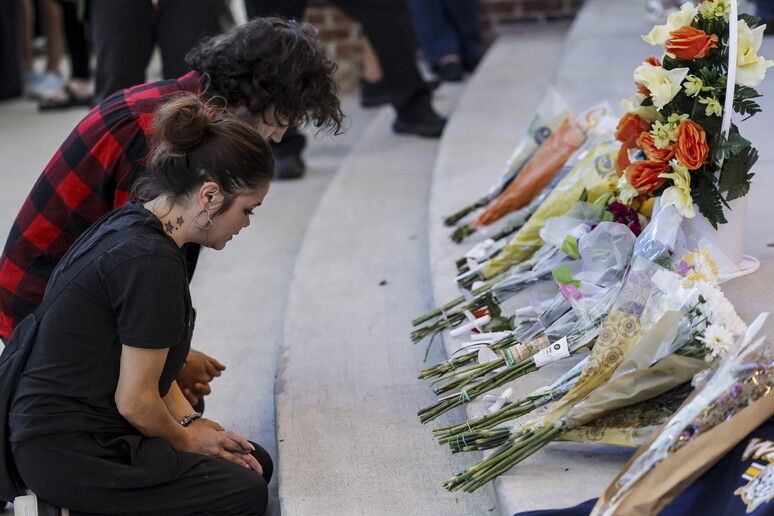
[0,17,342,406]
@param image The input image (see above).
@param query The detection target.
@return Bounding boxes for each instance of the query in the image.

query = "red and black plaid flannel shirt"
[0,71,205,339]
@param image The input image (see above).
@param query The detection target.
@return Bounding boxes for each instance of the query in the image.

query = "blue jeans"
[757,0,774,19]
[407,0,481,66]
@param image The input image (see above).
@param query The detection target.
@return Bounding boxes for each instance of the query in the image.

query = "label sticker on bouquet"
[500,333,550,366]
[533,336,570,367]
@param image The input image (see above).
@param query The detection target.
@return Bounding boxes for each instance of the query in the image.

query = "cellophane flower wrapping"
[594,313,772,515]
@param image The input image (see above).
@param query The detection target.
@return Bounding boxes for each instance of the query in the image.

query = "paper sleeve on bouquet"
[482,139,619,280]
[443,86,570,227]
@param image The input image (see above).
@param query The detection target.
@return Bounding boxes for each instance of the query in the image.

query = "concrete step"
[273,83,507,513]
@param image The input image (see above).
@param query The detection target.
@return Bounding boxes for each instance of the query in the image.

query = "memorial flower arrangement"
[615,1,771,228]
[595,314,771,515]
[443,271,749,492]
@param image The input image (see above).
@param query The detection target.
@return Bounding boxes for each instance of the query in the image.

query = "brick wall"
[305,0,585,93]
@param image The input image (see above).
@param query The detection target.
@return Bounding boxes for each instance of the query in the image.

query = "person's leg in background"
[244,0,305,20]
[243,0,309,179]
[359,38,391,108]
[38,0,93,110]
[37,0,66,94]
[406,0,463,82]
[333,0,446,137]
[443,0,481,73]
[756,0,774,34]
[90,0,153,104]
[156,0,225,81]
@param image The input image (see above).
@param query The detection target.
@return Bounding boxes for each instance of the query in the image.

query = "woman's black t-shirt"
[9,202,193,443]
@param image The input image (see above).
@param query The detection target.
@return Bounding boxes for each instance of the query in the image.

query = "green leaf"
[719,145,758,201]
[693,179,727,229]
[552,264,580,288]
[733,85,763,118]
[560,235,580,259]
[740,13,762,28]
[713,128,751,161]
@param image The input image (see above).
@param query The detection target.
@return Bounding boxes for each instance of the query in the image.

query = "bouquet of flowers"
[478,139,620,282]
[442,87,570,228]
[614,0,771,228]
[442,266,749,492]
[594,313,771,515]
[417,220,636,414]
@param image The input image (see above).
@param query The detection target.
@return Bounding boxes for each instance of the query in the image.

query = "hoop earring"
[194,208,213,231]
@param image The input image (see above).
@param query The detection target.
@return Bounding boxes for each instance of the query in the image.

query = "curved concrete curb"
[275,101,498,514]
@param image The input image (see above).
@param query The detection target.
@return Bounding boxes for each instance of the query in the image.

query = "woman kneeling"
[10,94,275,515]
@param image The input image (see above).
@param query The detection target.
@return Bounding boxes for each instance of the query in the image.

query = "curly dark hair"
[134,93,274,215]
[186,17,344,134]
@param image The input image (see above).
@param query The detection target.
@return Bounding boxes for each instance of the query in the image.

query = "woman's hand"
[176,349,226,405]
[182,422,262,473]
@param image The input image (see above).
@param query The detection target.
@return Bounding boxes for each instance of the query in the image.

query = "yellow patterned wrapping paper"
[559,383,694,447]
[526,256,665,430]
[481,142,619,280]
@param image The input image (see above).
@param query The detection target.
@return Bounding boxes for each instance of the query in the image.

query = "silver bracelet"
[180,411,203,427]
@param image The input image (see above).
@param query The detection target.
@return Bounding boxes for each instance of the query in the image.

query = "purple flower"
[606,202,643,236]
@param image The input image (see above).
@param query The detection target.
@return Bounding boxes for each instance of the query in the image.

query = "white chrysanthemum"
[695,281,748,338]
[642,3,698,46]
[698,323,735,359]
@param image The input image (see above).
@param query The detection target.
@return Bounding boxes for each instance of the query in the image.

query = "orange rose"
[674,119,709,170]
[636,56,661,95]
[666,26,719,60]
[625,160,669,195]
[615,113,650,148]
[615,147,631,177]
[636,131,675,163]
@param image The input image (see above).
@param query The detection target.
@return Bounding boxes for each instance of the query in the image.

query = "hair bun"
[154,94,214,152]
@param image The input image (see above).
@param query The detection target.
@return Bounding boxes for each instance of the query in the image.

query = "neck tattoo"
[164,216,185,234]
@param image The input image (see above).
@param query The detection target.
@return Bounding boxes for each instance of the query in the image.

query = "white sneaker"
[28,72,65,99]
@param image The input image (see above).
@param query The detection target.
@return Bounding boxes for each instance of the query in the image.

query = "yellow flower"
[698,96,723,117]
[659,160,695,217]
[683,75,704,97]
[650,113,687,148]
[619,93,661,122]
[736,19,774,88]
[633,63,689,109]
[642,3,698,46]
[698,0,731,20]
[616,175,640,205]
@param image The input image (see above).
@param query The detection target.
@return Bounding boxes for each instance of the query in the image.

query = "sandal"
[38,85,93,112]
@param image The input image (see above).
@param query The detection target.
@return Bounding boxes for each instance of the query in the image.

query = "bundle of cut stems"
[418,321,599,423]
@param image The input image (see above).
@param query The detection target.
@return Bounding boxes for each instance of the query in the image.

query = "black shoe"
[393,108,446,138]
[433,61,464,82]
[360,78,390,108]
[275,153,305,179]
[425,78,441,92]
[462,55,481,73]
